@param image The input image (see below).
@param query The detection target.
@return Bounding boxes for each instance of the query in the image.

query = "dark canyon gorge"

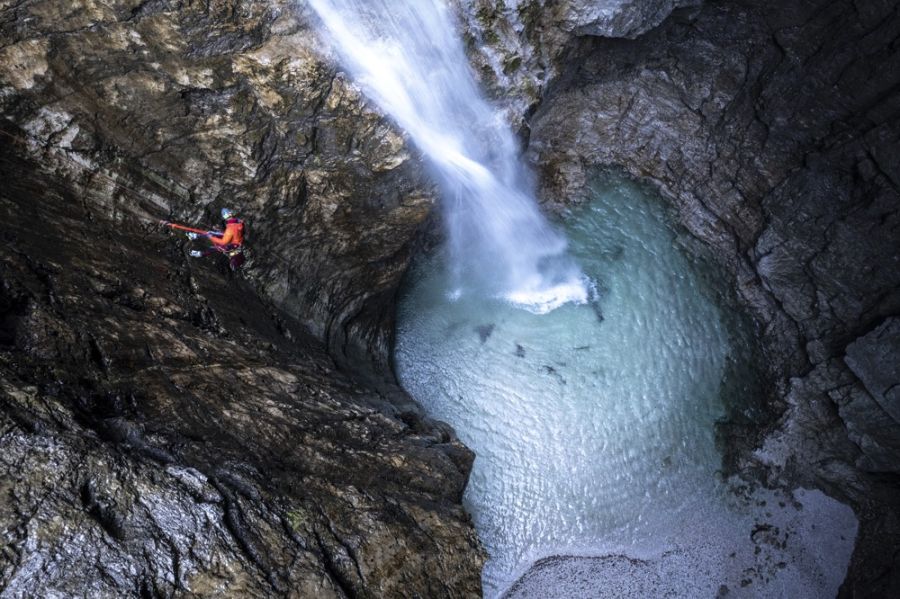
[1,0,898,597]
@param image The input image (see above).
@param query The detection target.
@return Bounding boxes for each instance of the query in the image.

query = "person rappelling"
[161,208,246,270]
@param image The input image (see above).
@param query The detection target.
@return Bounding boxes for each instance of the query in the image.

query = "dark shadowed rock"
[0,0,483,594]
[845,318,900,427]
[521,0,900,593]
[0,146,483,596]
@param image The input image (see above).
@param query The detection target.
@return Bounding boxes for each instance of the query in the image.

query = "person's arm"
[209,224,235,246]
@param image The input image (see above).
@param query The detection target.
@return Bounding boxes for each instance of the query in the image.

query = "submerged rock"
[475,324,496,344]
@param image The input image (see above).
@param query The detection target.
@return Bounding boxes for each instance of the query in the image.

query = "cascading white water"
[306,0,586,312]
[305,4,858,596]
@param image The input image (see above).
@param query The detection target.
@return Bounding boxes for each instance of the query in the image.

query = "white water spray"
[307,0,586,312]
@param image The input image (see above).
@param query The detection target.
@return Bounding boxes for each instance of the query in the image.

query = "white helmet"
[221,207,235,219]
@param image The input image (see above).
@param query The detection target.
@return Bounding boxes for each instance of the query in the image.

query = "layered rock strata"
[0,0,436,374]
[2,0,899,596]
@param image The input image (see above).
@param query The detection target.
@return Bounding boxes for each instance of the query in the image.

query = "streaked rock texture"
[0,145,482,596]
[2,0,898,595]
[553,0,699,38]
[523,0,900,594]
[842,319,900,472]
[0,0,435,374]
[0,0,481,596]
[453,0,699,134]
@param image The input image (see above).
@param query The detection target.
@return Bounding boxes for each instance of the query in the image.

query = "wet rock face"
[843,319,900,472]
[0,147,483,596]
[452,0,698,134]
[2,0,898,595]
[0,1,484,595]
[0,0,435,374]
[553,0,700,38]
[523,0,900,593]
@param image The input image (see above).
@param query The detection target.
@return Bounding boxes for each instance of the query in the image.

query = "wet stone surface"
[0,148,483,597]
[0,0,898,595]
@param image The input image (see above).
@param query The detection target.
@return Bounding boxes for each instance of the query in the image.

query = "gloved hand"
[189,250,203,258]
[186,232,198,240]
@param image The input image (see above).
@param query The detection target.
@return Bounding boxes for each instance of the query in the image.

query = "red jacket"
[210,218,244,247]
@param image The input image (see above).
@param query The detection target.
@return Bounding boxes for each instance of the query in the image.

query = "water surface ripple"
[396,174,856,597]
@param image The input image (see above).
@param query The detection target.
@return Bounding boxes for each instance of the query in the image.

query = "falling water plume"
[307,0,587,312]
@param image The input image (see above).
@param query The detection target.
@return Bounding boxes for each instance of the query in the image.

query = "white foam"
[502,278,590,314]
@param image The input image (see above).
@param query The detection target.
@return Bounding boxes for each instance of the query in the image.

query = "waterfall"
[307,0,587,312]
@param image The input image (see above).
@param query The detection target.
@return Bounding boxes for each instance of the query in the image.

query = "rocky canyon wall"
[512,0,900,594]
[0,145,483,597]
[0,0,437,374]
[2,0,898,596]
[1,0,483,596]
